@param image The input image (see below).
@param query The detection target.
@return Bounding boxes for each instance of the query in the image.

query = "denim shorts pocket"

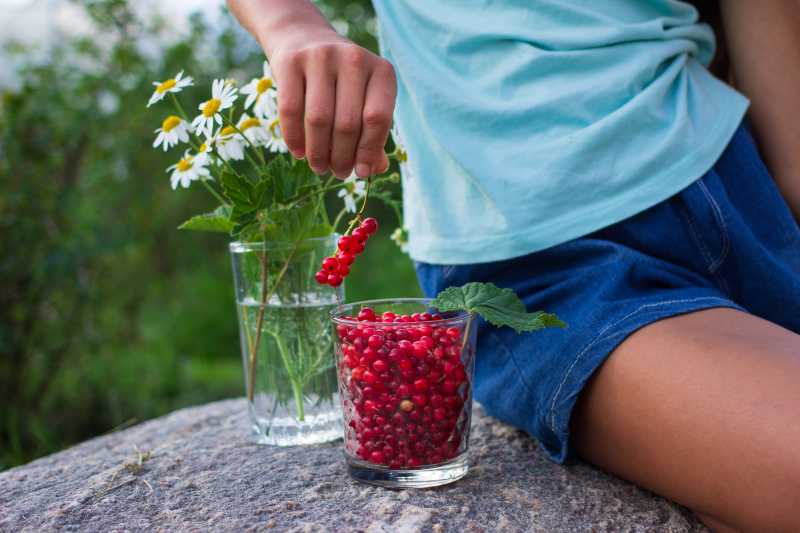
[676,175,732,294]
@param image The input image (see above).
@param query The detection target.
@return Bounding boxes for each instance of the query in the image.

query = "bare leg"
[572,308,800,532]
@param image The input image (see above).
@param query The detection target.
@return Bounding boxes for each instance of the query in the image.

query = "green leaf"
[178,205,234,233]
[431,282,566,333]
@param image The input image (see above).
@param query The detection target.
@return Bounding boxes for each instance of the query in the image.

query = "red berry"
[370,451,385,464]
[362,370,379,384]
[315,270,329,284]
[322,257,339,272]
[412,341,428,358]
[372,359,389,373]
[336,251,355,266]
[413,378,430,391]
[352,227,370,244]
[358,308,376,322]
[368,335,383,349]
[338,264,351,277]
[338,235,356,253]
[382,311,396,322]
[351,367,365,381]
[327,273,343,287]
[411,393,428,407]
[360,217,378,234]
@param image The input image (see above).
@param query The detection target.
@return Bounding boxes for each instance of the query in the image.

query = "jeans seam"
[697,179,730,273]
[487,329,539,404]
[547,296,734,435]
[677,199,715,272]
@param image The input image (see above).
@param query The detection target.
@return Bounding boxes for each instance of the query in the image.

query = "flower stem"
[246,249,269,403]
[200,178,228,206]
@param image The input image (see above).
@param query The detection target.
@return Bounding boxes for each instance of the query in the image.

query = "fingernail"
[355,163,371,178]
[292,148,305,159]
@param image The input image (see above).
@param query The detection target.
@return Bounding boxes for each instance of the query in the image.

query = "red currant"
[352,227,370,245]
[327,273,343,287]
[322,257,339,272]
[360,217,378,234]
[314,270,329,284]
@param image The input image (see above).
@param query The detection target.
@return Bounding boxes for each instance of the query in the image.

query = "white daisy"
[214,126,246,162]
[193,141,213,166]
[152,115,190,151]
[391,227,410,254]
[241,61,278,118]
[236,113,271,146]
[191,79,238,137]
[391,124,408,163]
[147,70,193,107]
[167,151,210,189]
[337,173,367,213]
[265,116,288,153]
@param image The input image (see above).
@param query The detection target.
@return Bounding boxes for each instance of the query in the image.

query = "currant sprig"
[315,215,378,287]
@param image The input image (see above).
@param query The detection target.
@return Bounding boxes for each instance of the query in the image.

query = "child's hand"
[227,0,397,179]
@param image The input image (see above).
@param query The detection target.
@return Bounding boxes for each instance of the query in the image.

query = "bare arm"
[227,0,396,178]
[720,1,800,219]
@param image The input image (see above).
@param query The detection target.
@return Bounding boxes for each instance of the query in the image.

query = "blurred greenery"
[0,0,421,470]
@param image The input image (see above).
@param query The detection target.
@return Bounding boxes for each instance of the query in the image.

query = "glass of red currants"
[331,299,477,488]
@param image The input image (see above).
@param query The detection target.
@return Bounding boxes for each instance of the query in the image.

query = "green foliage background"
[0,0,421,470]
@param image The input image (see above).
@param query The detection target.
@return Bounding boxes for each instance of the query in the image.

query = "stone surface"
[0,399,708,532]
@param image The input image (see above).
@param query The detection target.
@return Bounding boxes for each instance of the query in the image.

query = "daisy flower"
[147,70,193,107]
[337,173,367,213]
[152,115,190,151]
[193,141,213,166]
[191,79,238,137]
[241,61,278,118]
[265,116,289,153]
[391,227,410,254]
[167,151,210,190]
[214,126,246,162]
[236,113,271,146]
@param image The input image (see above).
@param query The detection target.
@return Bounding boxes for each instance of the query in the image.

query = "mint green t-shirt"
[372,0,749,264]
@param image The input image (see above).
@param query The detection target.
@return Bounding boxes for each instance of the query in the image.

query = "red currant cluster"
[315,217,378,287]
[334,307,471,469]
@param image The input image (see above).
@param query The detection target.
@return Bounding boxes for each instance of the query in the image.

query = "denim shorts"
[415,122,800,463]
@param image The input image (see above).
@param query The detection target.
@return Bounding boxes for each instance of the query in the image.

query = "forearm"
[226,0,336,57]
[720,1,800,217]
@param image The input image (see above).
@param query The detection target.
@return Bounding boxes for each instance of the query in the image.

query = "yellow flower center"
[162,115,182,132]
[396,147,408,163]
[240,118,261,131]
[256,77,273,93]
[198,143,207,153]
[219,126,237,137]
[202,98,222,117]
[268,118,282,138]
[176,157,193,172]
[156,79,177,93]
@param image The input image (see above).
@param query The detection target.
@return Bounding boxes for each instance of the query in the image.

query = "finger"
[330,52,369,178]
[304,51,336,174]
[273,56,306,159]
[355,60,396,178]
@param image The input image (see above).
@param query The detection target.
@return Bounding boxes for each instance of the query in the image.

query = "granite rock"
[0,399,708,532]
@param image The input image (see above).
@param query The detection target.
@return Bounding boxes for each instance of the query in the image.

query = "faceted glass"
[331,299,476,488]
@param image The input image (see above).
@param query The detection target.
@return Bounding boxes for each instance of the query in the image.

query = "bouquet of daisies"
[146,61,406,251]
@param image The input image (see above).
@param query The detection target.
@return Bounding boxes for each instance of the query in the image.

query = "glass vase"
[331,298,477,488]
[230,235,343,445]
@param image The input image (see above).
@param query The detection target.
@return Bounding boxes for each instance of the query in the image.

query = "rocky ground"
[0,398,708,532]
